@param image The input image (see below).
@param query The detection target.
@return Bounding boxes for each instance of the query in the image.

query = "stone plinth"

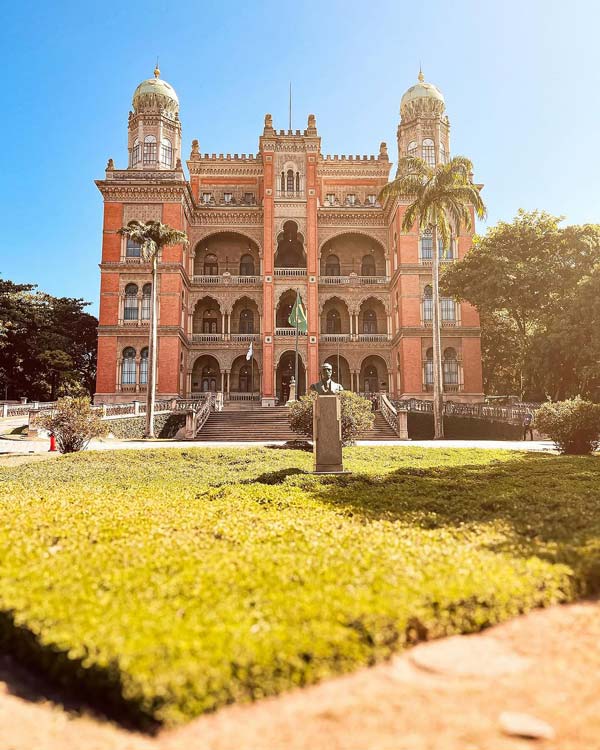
[313,395,344,473]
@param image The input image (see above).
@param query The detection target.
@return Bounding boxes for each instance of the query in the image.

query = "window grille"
[121,347,136,384]
[160,138,173,167]
[139,348,148,384]
[126,238,141,258]
[141,284,151,319]
[124,284,138,320]
[422,138,435,167]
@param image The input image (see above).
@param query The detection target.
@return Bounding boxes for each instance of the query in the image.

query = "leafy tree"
[118,221,187,438]
[379,156,486,437]
[0,279,97,401]
[288,391,374,446]
[442,211,600,400]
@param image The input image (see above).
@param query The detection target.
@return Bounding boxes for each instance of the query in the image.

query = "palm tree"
[379,156,486,438]
[118,220,188,438]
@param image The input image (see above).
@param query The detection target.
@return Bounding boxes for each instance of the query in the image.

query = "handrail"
[380,393,400,435]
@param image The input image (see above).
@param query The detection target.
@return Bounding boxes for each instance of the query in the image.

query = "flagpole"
[251,338,254,399]
[337,336,340,387]
[294,289,299,399]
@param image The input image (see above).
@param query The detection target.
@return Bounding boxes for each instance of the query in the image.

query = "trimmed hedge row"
[104,412,185,440]
[407,412,522,440]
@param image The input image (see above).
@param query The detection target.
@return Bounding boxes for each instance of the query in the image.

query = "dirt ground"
[1,599,599,750]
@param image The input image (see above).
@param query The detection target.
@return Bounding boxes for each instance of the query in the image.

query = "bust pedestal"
[313,395,345,474]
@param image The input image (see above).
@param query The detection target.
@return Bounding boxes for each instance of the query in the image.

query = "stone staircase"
[196,406,401,442]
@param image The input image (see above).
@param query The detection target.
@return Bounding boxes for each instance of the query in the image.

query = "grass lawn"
[0,446,599,727]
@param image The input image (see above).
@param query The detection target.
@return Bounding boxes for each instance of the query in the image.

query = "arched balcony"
[230,297,260,342]
[192,233,260,285]
[192,297,223,342]
[319,233,388,285]
[320,297,350,342]
[359,355,389,394]
[275,289,307,337]
[274,221,306,276]
[357,298,390,341]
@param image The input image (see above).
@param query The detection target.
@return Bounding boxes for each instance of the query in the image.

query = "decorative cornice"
[191,209,264,225]
[317,210,386,227]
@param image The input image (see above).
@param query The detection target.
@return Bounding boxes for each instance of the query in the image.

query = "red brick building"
[95,68,483,405]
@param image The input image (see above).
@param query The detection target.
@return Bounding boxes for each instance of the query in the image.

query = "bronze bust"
[310,363,343,395]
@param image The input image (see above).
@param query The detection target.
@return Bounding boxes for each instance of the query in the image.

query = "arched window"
[280,172,285,192]
[422,285,433,323]
[124,284,138,320]
[121,347,136,385]
[325,254,340,276]
[443,347,459,385]
[160,138,173,167]
[424,347,434,388]
[422,138,435,167]
[363,309,377,334]
[143,135,157,165]
[203,309,218,334]
[361,254,376,276]
[326,309,341,334]
[139,347,149,385]
[131,139,141,167]
[141,283,151,320]
[420,230,433,261]
[286,169,294,192]
[204,253,218,275]
[126,237,141,258]
[239,308,254,334]
[295,171,300,192]
[441,297,456,322]
[239,254,255,276]
[407,140,418,157]
[439,141,446,164]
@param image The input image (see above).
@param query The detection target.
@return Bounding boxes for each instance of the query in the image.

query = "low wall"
[407,413,522,441]
[104,413,186,440]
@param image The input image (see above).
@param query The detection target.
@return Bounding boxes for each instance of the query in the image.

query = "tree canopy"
[441,210,600,400]
[0,278,97,401]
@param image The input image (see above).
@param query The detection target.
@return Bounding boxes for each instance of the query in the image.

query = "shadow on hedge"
[298,452,600,592]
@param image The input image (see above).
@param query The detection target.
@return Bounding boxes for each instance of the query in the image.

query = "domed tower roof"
[400,70,445,119]
[132,66,179,115]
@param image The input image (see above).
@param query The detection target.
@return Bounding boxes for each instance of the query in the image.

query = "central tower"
[259,114,321,406]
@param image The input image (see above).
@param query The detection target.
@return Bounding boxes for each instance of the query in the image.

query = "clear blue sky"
[3,0,599,315]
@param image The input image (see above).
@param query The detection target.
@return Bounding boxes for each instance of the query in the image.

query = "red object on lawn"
[49,432,57,452]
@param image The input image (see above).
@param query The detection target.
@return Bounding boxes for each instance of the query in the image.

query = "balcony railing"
[120,319,150,327]
[421,319,461,328]
[276,327,307,337]
[230,333,259,342]
[276,190,305,199]
[356,276,388,285]
[419,257,456,266]
[192,333,223,343]
[274,268,307,277]
[319,275,388,286]
[321,333,350,342]
[357,334,389,342]
[191,274,262,285]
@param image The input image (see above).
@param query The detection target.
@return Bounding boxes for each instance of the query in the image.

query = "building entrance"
[276,351,306,404]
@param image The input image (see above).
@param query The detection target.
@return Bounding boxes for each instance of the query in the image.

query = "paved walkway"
[0,434,556,455]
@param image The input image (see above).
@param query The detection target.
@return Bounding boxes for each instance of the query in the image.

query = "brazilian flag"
[288,292,308,334]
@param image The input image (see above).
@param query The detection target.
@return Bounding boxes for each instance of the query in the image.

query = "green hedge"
[104,412,185,440]
[1,447,597,726]
[407,412,522,440]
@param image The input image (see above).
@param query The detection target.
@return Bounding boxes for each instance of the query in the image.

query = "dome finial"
[154,58,160,78]
[418,65,424,83]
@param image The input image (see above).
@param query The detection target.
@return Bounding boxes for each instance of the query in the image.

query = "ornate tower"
[127,66,182,170]
[397,70,450,169]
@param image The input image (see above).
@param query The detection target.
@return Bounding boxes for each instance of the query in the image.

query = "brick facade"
[94,70,484,404]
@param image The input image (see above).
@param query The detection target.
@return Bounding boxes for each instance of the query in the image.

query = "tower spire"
[418,65,424,83]
[289,81,292,131]
[154,58,160,78]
